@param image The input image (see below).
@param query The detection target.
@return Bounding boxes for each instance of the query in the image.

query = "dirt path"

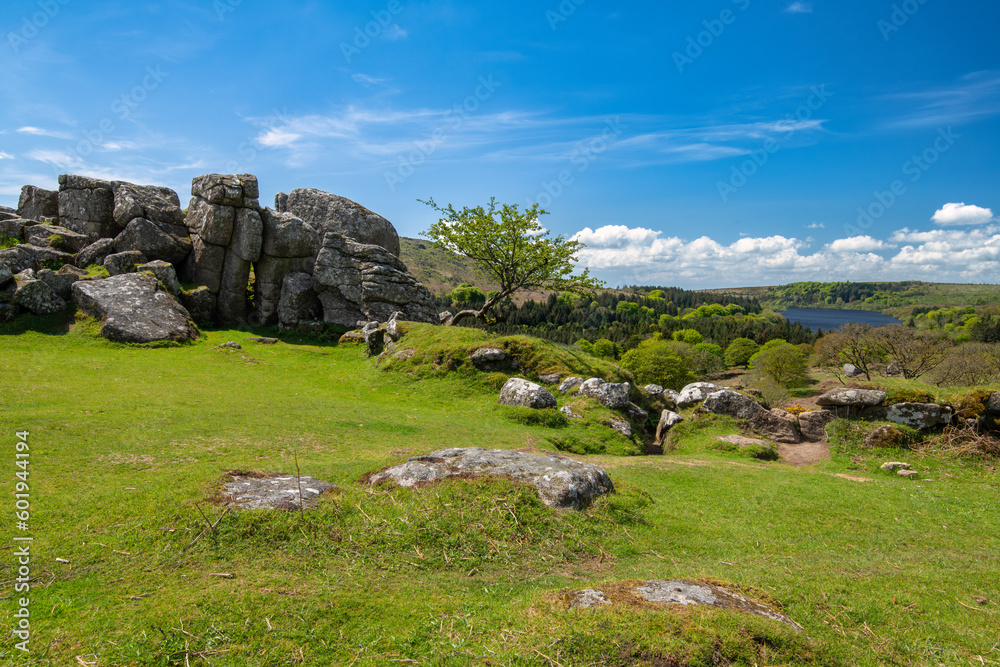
[776,439,831,466]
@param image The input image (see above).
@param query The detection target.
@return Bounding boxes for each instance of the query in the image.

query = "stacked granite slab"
[57,175,117,240]
[111,182,192,264]
[182,174,262,324]
[275,188,401,258]
[17,186,59,222]
[253,208,321,326]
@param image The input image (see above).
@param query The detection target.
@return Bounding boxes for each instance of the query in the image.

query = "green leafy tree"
[672,328,704,345]
[749,341,809,388]
[724,337,760,368]
[619,339,697,390]
[691,342,725,375]
[592,339,617,359]
[576,338,594,354]
[449,283,486,305]
[421,197,602,325]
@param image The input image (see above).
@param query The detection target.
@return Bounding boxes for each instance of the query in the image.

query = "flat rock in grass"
[880,461,911,472]
[579,378,631,409]
[558,377,583,394]
[367,447,613,510]
[702,390,763,420]
[72,272,199,343]
[815,388,886,408]
[886,402,952,430]
[223,473,336,510]
[499,378,557,409]
[539,373,561,384]
[566,579,801,630]
[717,434,772,449]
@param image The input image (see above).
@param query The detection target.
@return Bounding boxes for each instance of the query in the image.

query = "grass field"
[1,315,999,665]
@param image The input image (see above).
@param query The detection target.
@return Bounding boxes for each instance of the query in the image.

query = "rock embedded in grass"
[499,378,557,409]
[797,410,835,441]
[886,402,953,430]
[223,473,336,510]
[558,376,583,394]
[72,272,199,344]
[655,410,684,444]
[676,382,725,408]
[578,378,631,409]
[566,579,801,630]
[367,447,613,510]
[816,388,887,408]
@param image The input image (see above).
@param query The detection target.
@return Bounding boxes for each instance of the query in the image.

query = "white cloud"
[931,202,994,226]
[569,225,1000,287]
[805,222,824,229]
[382,24,407,40]
[0,151,13,160]
[26,149,86,169]
[827,236,888,253]
[785,2,813,12]
[17,126,74,140]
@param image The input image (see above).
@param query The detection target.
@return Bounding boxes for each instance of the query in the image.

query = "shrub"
[592,339,616,359]
[950,389,994,419]
[619,338,696,390]
[576,338,594,354]
[748,341,809,388]
[785,405,808,416]
[691,342,725,376]
[450,283,486,305]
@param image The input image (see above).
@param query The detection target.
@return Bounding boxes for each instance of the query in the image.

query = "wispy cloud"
[17,126,75,139]
[806,222,825,228]
[883,71,1000,129]
[785,2,813,13]
[352,73,389,86]
[382,24,407,41]
[0,151,13,160]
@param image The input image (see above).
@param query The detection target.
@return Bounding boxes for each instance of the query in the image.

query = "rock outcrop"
[17,185,59,221]
[677,382,726,408]
[655,410,684,444]
[72,272,199,343]
[499,378,558,409]
[58,175,117,240]
[367,447,613,510]
[701,390,801,444]
[276,188,400,257]
[578,378,631,409]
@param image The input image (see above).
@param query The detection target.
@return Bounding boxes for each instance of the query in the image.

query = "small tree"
[749,341,809,388]
[619,339,697,390]
[724,337,759,368]
[672,328,704,345]
[449,283,486,306]
[421,198,602,325]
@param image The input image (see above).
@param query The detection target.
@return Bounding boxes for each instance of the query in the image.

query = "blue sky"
[1,0,998,288]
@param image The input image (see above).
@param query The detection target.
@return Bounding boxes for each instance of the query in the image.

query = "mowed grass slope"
[0,316,998,666]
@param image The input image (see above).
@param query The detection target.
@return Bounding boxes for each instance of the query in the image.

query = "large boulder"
[816,388,887,408]
[72,273,199,343]
[677,382,726,408]
[578,378,631,409]
[367,447,613,510]
[702,390,762,420]
[36,268,78,301]
[23,223,91,253]
[0,262,13,288]
[886,403,952,430]
[499,378,558,409]
[277,272,321,326]
[17,185,59,221]
[112,182,184,229]
[114,218,192,264]
[57,174,117,239]
[0,246,36,274]
[798,410,835,441]
[749,409,802,444]
[13,278,66,314]
[261,209,321,258]
[191,173,259,208]
[278,188,400,256]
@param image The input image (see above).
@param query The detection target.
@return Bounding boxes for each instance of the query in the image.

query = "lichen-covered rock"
[578,378,631,409]
[191,173,258,207]
[677,382,726,408]
[223,473,335,511]
[0,246,36,274]
[13,278,66,314]
[137,260,182,295]
[702,390,762,420]
[112,182,184,229]
[75,238,116,268]
[749,408,801,444]
[539,373,561,385]
[57,174,117,239]
[277,272,321,326]
[72,273,198,343]
[17,185,59,221]
[609,417,632,438]
[655,410,684,444]
[23,223,91,253]
[36,268,78,301]
[988,393,1000,416]
[114,218,192,264]
[566,580,800,630]
[185,198,235,246]
[470,347,506,366]
[797,410,835,441]
[363,323,385,357]
[558,377,584,394]
[180,286,215,324]
[0,217,40,240]
[280,188,400,256]
[103,250,148,276]
[261,208,321,258]
[367,447,613,510]
[231,208,263,262]
[886,403,952,430]
[499,378,557,409]
[644,384,664,396]
[9,243,75,270]
[816,388,887,408]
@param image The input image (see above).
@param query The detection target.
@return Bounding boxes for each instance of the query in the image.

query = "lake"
[781,307,901,333]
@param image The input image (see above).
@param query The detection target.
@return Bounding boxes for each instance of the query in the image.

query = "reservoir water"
[781,307,902,332]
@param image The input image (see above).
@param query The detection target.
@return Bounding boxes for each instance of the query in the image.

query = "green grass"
[1,317,999,665]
